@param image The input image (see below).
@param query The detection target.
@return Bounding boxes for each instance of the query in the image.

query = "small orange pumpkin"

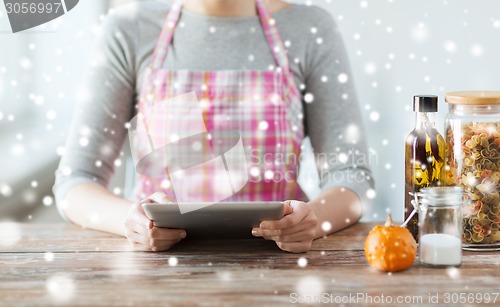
[364,214,417,272]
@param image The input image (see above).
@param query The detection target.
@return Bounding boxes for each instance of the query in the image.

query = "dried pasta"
[446,122,500,244]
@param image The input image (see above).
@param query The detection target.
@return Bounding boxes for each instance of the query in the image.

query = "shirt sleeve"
[53,11,138,220]
[301,8,375,207]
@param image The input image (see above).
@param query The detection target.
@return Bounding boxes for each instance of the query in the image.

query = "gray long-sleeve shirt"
[54,0,374,218]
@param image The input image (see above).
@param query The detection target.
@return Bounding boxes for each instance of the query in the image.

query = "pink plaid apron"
[132,0,306,203]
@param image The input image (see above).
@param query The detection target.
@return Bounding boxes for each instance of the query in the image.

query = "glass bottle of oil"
[405,95,445,241]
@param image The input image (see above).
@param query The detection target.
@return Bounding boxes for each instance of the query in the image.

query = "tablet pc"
[143,201,284,239]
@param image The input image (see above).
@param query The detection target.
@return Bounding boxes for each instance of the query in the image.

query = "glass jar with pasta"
[445,91,500,250]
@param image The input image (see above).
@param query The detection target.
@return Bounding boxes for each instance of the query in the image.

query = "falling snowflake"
[1,184,13,197]
[168,256,178,266]
[79,137,89,147]
[345,124,360,144]
[0,222,21,246]
[295,276,323,299]
[19,57,32,70]
[34,95,45,105]
[43,196,54,206]
[364,62,377,75]
[321,221,332,232]
[46,274,75,302]
[369,111,380,122]
[250,167,260,177]
[297,257,308,268]
[446,267,460,279]
[337,73,349,84]
[304,93,314,103]
[320,76,328,82]
[366,189,377,199]
[45,252,55,262]
[470,44,483,57]
[191,141,202,151]
[338,153,348,164]
[443,40,458,53]
[62,167,72,176]
[258,121,269,130]
[412,22,429,42]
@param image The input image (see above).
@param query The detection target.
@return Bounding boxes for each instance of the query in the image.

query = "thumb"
[283,201,293,216]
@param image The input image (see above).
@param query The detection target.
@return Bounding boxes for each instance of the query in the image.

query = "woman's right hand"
[124,192,187,252]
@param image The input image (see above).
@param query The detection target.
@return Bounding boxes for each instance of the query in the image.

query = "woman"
[54,0,373,253]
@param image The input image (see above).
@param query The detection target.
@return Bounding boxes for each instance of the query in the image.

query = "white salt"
[420,233,462,266]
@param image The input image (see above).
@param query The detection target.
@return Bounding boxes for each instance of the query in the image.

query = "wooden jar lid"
[445,91,500,105]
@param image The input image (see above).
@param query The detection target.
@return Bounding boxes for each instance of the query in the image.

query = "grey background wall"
[306,0,500,220]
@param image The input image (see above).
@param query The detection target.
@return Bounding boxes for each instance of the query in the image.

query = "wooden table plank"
[0,223,370,253]
[1,223,500,306]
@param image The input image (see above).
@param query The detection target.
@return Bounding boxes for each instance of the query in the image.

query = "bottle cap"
[413,95,438,112]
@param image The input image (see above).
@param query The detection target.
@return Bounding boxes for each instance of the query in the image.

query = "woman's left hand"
[252,200,318,253]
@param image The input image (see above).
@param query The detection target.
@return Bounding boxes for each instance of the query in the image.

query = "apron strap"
[150,0,183,69]
[254,0,291,74]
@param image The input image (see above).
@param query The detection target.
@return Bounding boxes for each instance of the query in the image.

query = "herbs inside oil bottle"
[405,95,445,241]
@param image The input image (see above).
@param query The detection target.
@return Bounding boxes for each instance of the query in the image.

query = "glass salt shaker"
[418,187,463,267]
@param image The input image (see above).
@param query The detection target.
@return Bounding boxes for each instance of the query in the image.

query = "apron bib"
[131,0,305,204]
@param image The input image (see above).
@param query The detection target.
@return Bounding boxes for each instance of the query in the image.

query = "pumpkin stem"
[385,214,393,227]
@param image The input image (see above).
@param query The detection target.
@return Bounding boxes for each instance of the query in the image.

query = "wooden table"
[1,223,499,306]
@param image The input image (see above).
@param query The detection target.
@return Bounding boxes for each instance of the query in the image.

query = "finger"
[130,203,153,228]
[270,228,316,243]
[150,239,181,251]
[130,242,152,252]
[276,241,312,253]
[130,241,176,253]
[126,231,150,245]
[151,245,176,252]
[283,201,293,215]
[149,227,187,240]
[251,229,275,240]
[126,220,150,236]
[252,227,264,237]
[256,222,310,237]
[148,192,174,204]
[253,224,315,243]
[260,202,308,230]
